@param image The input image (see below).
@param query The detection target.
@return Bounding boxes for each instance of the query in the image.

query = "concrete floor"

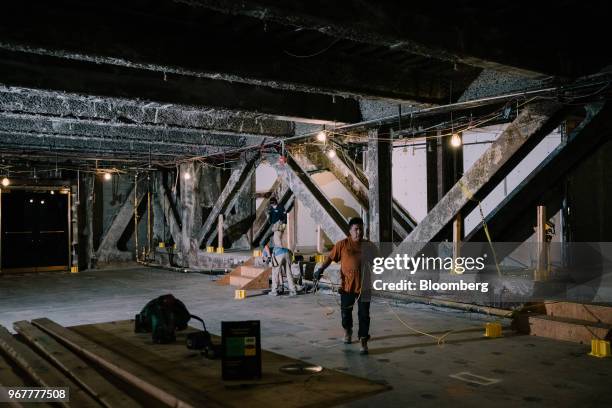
[1,266,611,407]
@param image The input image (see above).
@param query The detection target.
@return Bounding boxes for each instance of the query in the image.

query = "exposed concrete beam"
[397,101,565,257]
[179,0,611,78]
[0,130,217,158]
[96,181,146,263]
[196,154,259,247]
[266,151,348,243]
[366,129,393,242]
[0,49,361,124]
[0,111,264,148]
[0,110,266,158]
[466,103,612,244]
[0,86,293,136]
[0,2,476,103]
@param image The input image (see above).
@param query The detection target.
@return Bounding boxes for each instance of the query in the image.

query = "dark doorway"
[1,189,69,272]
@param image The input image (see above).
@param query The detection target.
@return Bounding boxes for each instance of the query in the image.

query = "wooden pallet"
[0,319,390,407]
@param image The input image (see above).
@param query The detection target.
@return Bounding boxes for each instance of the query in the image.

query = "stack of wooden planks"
[0,319,390,407]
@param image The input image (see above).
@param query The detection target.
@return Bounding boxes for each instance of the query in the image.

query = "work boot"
[359,337,369,355]
[268,290,279,297]
[343,330,352,344]
[288,291,297,297]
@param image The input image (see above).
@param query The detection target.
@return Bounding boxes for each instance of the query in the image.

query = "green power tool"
[134,294,192,344]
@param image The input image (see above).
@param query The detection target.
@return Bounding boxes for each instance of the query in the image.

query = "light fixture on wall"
[450,132,462,148]
[183,172,191,180]
[326,148,336,158]
[103,172,112,181]
[1,177,9,187]
[316,130,327,143]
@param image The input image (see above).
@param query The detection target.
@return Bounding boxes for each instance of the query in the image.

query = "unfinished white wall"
[392,144,428,222]
[255,162,276,210]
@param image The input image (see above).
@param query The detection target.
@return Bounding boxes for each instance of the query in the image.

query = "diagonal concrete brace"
[396,101,565,257]
[265,151,349,243]
[96,180,146,261]
[196,154,259,247]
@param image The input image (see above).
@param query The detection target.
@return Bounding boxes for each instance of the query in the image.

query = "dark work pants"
[340,292,370,340]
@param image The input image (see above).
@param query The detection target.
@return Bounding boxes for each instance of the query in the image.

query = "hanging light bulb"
[326,148,336,158]
[450,132,462,148]
[50,190,55,195]
[103,172,112,181]
[316,131,327,143]
[183,172,191,180]
[1,177,9,187]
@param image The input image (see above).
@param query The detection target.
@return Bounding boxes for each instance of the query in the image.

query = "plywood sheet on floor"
[69,320,390,408]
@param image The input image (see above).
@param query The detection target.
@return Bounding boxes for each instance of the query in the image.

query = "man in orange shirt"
[314,217,378,355]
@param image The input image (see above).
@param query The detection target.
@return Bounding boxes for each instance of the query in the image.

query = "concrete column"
[535,205,549,281]
[426,137,439,212]
[316,225,324,253]
[437,130,463,202]
[180,162,201,266]
[152,173,168,245]
[452,214,463,273]
[86,174,95,269]
[287,199,297,251]
[217,214,224,251]
[366,128,393,243]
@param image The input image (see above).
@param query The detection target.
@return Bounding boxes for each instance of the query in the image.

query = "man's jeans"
[340,292,370,340]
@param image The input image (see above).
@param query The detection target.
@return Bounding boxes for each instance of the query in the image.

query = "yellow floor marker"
[206,246,215,253]
[216,247,225,254]
[589,339,611,358]
[484,322,503,338]
[234,290,246,300]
